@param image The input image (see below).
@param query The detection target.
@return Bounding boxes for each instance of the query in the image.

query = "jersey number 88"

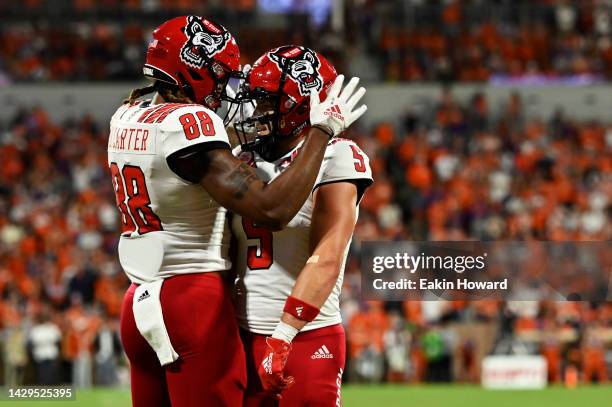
[110,162,163,235]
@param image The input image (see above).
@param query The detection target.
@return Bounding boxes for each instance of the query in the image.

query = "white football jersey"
[231,138,373,335]
[107,101,232,284]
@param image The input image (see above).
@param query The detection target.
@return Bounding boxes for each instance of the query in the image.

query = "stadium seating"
[0,88,609,385]
[1,1,612,82]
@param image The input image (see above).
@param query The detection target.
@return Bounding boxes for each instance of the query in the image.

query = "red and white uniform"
[109,101,245,407]
[232,138,372,334]
[232,138,372,406]
[108,101,232,283]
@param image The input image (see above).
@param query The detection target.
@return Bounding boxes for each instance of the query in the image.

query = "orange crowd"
[2,1,612,82]
[0,87,610,385]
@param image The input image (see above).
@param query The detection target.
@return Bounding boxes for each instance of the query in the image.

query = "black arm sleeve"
[166,141,231,183]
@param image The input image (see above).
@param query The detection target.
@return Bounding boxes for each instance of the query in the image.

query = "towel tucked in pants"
[120,273,246,407]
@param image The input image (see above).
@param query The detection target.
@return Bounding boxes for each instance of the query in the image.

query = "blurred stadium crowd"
[2,0,612,82]
[0,0,611,391]
[0,87,610,386]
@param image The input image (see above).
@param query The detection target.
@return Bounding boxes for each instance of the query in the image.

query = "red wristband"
[283,296,320,322]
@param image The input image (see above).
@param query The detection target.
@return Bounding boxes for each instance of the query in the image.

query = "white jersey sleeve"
[317,138,373,201]
[159,105,230,158]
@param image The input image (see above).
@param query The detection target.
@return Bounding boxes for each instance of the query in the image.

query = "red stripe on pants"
[120,273,246,407]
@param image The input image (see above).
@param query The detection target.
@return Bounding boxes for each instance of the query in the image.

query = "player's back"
[108,101,232,283]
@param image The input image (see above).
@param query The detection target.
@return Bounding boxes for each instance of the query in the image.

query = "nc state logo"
[269,46,323,96]
[180,16,230,69]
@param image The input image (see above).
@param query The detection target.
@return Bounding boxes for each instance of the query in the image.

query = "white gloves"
[309,74,367,138]
[226,64,257,125]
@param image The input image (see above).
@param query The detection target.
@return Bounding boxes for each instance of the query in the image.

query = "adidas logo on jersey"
[311,345,334,359]
[137,290,150,302]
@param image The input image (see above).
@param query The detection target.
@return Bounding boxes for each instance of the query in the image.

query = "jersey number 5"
[242,218,273,270]
[351,145,366,173]
[110,162,163,235]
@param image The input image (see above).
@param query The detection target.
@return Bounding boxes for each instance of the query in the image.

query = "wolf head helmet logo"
[269,46,323,96]
[180,16,230,69]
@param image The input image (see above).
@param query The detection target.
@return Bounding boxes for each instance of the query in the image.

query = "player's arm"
[277,141,372,330]
[202,75,365,230]
[254,181,359,394]
[225,126,240,148]
[279,182,358,330]
[199,129,329,231]
[255,140,372,395]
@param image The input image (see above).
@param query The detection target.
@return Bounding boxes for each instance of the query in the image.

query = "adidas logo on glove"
[324,104,344,121]
[261,354,274,374]
[311,345,334,359]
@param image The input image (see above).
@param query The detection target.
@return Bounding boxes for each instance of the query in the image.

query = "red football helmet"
[235,45,337,149]
[144,16,240,110]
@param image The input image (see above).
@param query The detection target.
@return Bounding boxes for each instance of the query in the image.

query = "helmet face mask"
[234,93,279,151]
[204,61,236,110]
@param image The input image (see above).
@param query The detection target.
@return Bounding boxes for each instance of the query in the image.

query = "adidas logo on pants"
[311,345,334,359]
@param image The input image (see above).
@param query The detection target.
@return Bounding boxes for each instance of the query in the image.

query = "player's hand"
[258,337,295,397]
[309,74,367,138]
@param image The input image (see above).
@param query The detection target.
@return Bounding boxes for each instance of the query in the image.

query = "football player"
[231,46,372,406]
[108,18,367,407]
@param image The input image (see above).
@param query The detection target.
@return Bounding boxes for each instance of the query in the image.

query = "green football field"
[2,385,611,407]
